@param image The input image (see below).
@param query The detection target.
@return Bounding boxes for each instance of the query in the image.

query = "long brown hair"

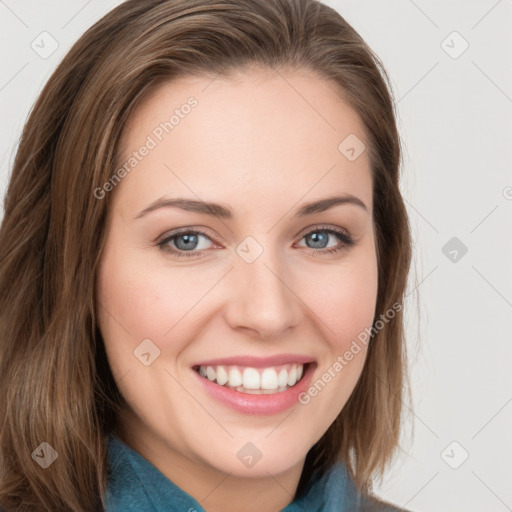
[0,0,412,510]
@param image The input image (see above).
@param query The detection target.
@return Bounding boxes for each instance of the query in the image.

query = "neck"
[113,411,307,512]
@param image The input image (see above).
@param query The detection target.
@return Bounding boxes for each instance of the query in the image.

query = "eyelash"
[156,225,356,259]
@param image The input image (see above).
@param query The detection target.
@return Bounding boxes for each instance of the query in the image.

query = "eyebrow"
[134,194,368,220]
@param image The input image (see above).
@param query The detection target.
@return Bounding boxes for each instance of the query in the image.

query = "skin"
[96,65,378,512]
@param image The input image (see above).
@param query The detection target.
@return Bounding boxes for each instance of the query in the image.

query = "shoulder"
[359,492,414,512]
[311,460,415,512]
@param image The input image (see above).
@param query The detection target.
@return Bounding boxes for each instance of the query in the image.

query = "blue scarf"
[103,433,365,511]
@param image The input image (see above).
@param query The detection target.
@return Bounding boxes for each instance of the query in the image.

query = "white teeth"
[216,366,228,386]
[278,368,288,388]
[287,365,297,386]
[242,368,260,389]
[206,366,216,382]
[260,368,279,390]
[228,367,243,387]
[196,362,307,393]
[234,386,288,394]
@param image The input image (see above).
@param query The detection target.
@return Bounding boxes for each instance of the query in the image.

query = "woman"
[0,0,413,510]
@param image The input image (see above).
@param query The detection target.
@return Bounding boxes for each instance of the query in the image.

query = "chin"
[198,437,309,479]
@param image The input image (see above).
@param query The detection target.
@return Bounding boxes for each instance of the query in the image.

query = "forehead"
[114,66,373,217]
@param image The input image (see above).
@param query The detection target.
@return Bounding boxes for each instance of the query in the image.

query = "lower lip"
[192,363,316,416]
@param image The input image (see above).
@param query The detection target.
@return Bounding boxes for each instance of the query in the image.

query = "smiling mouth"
[192,362,313,394]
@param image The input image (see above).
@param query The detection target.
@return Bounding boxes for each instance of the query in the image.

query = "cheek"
[98,243,201,336]
[95,245,191,376]
[298,257,377,437]
[312,250,378,349]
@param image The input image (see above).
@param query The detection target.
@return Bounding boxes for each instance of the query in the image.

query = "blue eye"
[157,230,212,258]
[299,229,354,254]
[157,226,355,259]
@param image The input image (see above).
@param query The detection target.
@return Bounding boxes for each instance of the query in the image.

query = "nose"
[223,246,302,338]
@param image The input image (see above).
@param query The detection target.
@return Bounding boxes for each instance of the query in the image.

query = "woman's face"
[97,66,378,482]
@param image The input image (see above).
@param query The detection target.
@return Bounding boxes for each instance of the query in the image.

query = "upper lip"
[192,353,316,369]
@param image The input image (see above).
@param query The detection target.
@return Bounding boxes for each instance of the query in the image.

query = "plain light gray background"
[1,1,511,511]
